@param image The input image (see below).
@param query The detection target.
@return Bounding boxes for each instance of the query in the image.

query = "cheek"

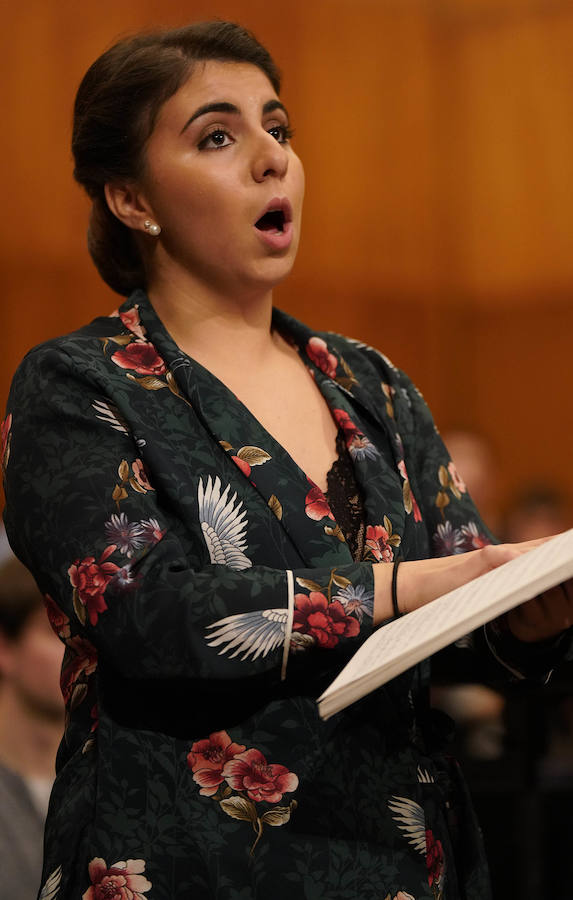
[149,163,234,227]
[290,155,305,205]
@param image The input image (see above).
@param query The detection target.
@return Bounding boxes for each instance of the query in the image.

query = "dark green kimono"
[2,291,563,900]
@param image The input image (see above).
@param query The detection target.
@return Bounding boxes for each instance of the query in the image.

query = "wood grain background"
[3,0,573,522]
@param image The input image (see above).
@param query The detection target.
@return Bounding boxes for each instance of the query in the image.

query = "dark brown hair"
[72,21,281,296]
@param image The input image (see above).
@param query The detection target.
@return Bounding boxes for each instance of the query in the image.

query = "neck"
[147,270,278,374]
[0,687,62,779]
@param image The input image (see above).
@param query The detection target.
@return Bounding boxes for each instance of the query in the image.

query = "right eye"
[198,129,234,151]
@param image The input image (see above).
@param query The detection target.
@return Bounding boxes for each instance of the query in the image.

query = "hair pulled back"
[72,21,281,296]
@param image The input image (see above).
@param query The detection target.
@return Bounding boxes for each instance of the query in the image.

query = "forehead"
[157,60,279,128]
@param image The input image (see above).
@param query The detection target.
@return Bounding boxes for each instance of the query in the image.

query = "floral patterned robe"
[2,290,566,900]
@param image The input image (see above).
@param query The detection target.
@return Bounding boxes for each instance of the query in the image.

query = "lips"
[254,198,293,234]
[253,197,294,252]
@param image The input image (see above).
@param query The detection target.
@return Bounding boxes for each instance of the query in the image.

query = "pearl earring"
[144,219,161,237]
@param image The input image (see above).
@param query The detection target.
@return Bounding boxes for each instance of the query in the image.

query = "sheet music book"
[318,529,573,721]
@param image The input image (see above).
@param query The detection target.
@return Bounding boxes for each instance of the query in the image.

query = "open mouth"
[255,209,286,233]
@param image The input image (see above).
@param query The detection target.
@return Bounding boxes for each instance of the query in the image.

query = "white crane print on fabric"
[205,607,290,661]
[387,796,426,853]
[198,475,252,571]
[38,866,62,900]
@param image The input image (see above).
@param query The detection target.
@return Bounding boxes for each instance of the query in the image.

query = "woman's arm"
[3,343,378,684]
[372,538,573,631]
[370,360,573,649]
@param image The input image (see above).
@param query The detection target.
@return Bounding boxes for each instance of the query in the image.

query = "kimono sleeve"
[389,366,573,681]
[389,368,497,556]
[2,344,375,683]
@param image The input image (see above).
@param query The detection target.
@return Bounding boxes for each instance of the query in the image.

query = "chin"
[249,250,299,290]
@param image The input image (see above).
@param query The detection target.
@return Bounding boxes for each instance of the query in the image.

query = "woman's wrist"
[372,545,507,626]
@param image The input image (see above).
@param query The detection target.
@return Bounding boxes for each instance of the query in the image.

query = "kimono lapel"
[274,310,419,557]
[274,310,406,463]
[123,292,354,569]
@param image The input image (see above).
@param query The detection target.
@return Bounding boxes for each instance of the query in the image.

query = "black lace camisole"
[323,430,367,563]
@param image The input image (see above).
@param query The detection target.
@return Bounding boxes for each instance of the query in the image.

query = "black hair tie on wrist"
[392,556,403,619]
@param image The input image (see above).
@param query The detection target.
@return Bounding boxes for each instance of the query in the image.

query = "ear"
[104,182,155,234]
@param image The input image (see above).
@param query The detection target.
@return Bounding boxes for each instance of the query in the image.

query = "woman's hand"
[506,580,573,642]
[372,537,551,627]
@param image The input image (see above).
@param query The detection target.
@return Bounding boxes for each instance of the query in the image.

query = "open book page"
[318,528,573,721]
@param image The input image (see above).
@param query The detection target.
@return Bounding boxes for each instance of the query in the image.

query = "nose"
[251,130,289,183]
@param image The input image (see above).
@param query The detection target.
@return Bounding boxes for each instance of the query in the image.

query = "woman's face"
[138,60,305,298]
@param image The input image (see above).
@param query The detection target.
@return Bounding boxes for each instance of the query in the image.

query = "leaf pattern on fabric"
[198,475,252,570]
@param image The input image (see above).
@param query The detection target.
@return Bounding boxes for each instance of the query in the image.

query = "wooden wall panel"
[2,0,573,521]
[444,6,573,299]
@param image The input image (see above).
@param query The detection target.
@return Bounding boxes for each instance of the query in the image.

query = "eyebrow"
[180,99,289,134]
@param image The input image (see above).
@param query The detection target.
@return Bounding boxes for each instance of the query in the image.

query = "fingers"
[507,580,573,642]
[482,534,560,571]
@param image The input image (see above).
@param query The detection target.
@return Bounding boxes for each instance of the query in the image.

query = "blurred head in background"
[442,427,501,535]
[0,554,64,732]
[503,485,573,543]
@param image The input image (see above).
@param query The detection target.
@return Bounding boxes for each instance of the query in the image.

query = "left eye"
[267,125,291,143]
[199,130,233,150]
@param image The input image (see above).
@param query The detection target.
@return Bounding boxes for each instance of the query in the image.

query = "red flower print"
[426,829,444,886]
[82,857,151,900]
[119,305,146,340]
[132,459,153,492]
[60,636,98,704]
[306,337,338,378]
[333,409,379,461]
[293,592,360,648]
[90,702,99,733]
[111,342,166,376]
[411,495,422,523]
[187,730,246,797]
[332,408,359,440]
[68,546,120,625]
[232,455,252,477]
[43,594,70,639]
[1,413,12,470]
[223,747,298,803]
[304,483,335,521]
[365,525,395,562]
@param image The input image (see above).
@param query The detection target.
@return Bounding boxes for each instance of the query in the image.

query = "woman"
[2,21,572,900]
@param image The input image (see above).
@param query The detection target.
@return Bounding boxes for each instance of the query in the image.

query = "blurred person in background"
[0,547,64,899]
[439,428,502,538]
[433,427,506,760]
[503,485,573,544]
